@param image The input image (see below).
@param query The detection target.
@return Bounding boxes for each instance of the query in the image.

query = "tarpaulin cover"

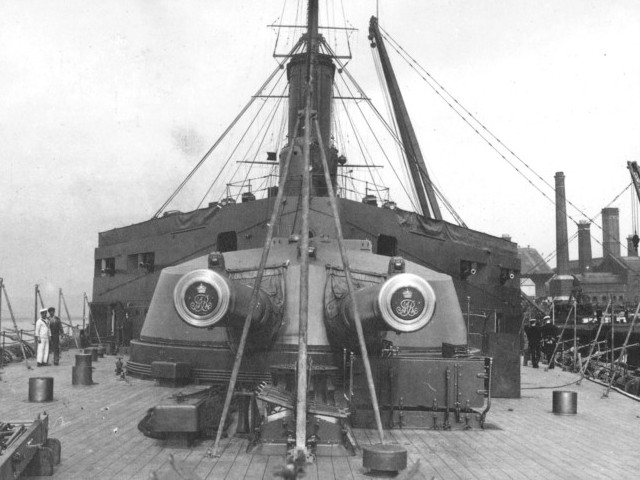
[99,207,221,246]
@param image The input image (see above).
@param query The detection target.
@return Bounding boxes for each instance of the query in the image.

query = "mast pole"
[212,118,301,457]
[34,284,38,351]
[294,0,318,457]
[313,116,386,443]
[0,278,3,340]
[368,17,442,219]
[34,284,38,325]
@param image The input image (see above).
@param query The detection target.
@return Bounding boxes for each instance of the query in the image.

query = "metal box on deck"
[150,361,192,386]
[150,396,206,433]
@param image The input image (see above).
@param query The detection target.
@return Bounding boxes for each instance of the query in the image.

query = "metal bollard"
[29,377,54,402]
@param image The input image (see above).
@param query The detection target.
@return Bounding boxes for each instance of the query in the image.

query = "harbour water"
[1,317,85,332]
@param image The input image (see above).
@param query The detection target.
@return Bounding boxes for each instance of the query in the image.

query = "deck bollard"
[84,347,99,362]
[75,353,92,368]
[552,390,577,414]
[29,377,54,402]
[72,366,93,385]
[73,352,93,385]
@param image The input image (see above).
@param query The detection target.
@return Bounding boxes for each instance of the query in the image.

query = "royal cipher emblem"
[390,287,425,320]
[184,282,218,316]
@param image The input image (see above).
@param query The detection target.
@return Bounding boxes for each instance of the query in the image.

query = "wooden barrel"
[72,366,93,385]
[29,377,54,402]
[96,345,106,358]
[552,390,577,414]
[75,353,92,368]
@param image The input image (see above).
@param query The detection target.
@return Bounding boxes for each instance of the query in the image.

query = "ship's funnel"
[577,221,592,272]
[280,53,338,197]
[601,208,620,257]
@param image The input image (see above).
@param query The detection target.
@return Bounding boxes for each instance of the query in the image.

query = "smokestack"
[549,172,574,301]
[578,221,592,272]
[555,172,570,274]
[627,235,638,257]
[601,208,620,257]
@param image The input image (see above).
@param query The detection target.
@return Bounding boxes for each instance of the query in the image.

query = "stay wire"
[328,39,462,217]
[370,45,414,202]
[332,82,382,198]
[387,26,634,253]
[381,26,638,253]
[333,76,416,208]
[154,38,304,218]
[195,67,290,208]
[380,27,558,195]
[228,84,288,204]
[324,40,420,211]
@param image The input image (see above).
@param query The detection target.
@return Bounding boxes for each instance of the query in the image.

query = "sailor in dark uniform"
[541,317,558,369]
[524,319,542,368]
[47,307,63,365]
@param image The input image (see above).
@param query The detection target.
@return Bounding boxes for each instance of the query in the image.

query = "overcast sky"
[2,0,640,317]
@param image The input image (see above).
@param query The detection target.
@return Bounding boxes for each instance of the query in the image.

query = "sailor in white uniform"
[35,308,51,366]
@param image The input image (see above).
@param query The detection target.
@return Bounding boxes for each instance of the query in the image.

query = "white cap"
[40,308,48,314]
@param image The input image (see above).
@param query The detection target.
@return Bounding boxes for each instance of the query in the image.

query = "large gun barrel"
[173,268,272,329]
[340,273,436,333]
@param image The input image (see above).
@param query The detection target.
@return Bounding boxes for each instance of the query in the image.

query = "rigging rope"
[195,77,289,208]
[324,40,420,211]
[632,186,638,234]
[326,39,469,222]
[154,38,304,218]
[332,83,382,199]
[523,183,635,279]
[379,25,636,257]
[227,84,288,204]
[333,78,417,209]
[370,43,414,201]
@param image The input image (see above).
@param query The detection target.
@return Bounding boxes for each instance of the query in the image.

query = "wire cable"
[153,38,304,218]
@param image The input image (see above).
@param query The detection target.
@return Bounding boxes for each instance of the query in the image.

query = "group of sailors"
[524,316,558,369]
[34,307,63,367]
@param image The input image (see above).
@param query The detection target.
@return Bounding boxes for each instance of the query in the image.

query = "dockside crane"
[626,161,640,252]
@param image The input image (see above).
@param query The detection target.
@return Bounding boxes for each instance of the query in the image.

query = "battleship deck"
[1,351,638,479]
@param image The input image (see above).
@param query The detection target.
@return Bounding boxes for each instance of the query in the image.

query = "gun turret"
[338,273,436,334]
[173,268,273,330]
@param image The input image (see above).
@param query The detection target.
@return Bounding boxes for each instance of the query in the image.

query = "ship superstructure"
[91,3,521,359]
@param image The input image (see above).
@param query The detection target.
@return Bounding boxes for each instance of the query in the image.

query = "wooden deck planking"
[2,349,640,479]
[241,453,269,480]
[261,455,287,480]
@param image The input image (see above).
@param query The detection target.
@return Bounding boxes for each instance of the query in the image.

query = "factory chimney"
[549,172,574,300]
[577,221,592,272]
[555,172,570,274]
[601,208,620,257]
